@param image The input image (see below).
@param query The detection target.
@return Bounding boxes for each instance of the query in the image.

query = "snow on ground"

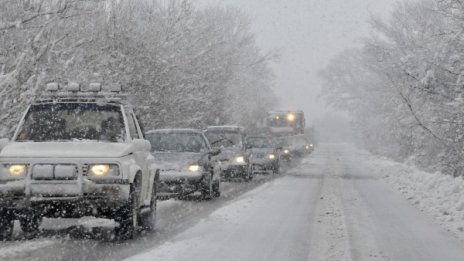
[127,143,464,261]
[126,174,319,261]
[344,144,464,241]
[0,240,55,260]
[2,143,464,261]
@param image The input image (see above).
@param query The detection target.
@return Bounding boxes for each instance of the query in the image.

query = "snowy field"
[2,143,464,261]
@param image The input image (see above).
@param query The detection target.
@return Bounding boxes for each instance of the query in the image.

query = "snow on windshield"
[247,137,272,148]
[204,131,242,149]
[15,103,125,142]
[146,132,208,153]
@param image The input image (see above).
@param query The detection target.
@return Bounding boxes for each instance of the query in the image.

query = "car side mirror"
[132,139,151,152]
[0,138,10,151]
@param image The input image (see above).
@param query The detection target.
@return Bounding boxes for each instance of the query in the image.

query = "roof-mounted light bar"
[65,82,80,92]
[46,82,60,92]
[44,82,122,93]
[102,84,122,92]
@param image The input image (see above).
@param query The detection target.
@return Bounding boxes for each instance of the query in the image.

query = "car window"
[146,132,209,153]
[16,103,125,142]
[204,131,243,149]
[247,138,272,148]
[125,111,140,140]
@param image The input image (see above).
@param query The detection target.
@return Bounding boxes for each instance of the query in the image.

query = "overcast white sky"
[195,0,401,125]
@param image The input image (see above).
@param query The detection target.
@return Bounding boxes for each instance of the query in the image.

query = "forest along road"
[2,144,464,261]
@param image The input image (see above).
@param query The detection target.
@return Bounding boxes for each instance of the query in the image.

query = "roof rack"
[35,82,129,104]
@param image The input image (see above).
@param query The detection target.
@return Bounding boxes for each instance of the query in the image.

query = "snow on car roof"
[205,125,245,132]
[247,136,271,139]
[34,91,129,105]
[146,128,204,135]
[33,99,125,106]
[268,110,304,115]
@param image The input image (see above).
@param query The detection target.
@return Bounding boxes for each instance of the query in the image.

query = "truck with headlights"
[204,126,253,181]
[0,82,159,240]
[264,110,305,137]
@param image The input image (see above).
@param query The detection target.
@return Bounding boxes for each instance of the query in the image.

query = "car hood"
[152,152,205,170]
[0,142,135,158]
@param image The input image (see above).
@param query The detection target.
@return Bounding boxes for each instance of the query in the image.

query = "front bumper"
[0,179,130,218]
[220,165,248,179]
[0,158,132,217]
[158,171,205,197]
[251,159,276,173]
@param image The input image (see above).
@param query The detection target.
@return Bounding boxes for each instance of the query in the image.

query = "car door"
[124,109,154,205]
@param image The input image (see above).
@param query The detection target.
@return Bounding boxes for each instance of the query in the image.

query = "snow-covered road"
[2,143,464,261]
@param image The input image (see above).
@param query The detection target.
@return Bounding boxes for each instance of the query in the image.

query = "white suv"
[0,83,159,240]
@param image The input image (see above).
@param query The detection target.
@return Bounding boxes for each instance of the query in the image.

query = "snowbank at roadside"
[354,146,464,240]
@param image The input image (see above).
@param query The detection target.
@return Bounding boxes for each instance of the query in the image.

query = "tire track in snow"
[307,151,352,261]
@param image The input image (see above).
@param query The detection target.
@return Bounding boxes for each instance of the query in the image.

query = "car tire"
[114,182,140,240]
[140,180,157,232]
[273,162,280,175]
[213,179,221,198]
[0,209,14,241]
[245,164,253,182]
[18,210,42,235]
[201,173,214,200]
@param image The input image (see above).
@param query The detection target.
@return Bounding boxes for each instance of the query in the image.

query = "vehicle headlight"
[188,164,201,172]
[0,164,28,180]
[268,154,276,160]
[310,144,314,147]
[284,149,290,154]
[287,113,295,122]
[88,164,120,177]
[305,145,310,149]
[9,164,27,176]
[235,156,245,163]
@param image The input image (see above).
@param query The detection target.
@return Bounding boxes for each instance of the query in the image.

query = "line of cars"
[0,83,314,240]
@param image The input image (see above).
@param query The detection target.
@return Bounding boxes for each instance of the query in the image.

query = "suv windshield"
[146,132,208,153]
[247,137,272,148]
[205,131,242,149]
[16,103,125,142]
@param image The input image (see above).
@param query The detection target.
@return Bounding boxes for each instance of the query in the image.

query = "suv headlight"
[234,156,245,164]
[88,164,120,178]
[187,164,201,172]
[0,164,28,180]
[268,154,276,160]
[283,149,290,154]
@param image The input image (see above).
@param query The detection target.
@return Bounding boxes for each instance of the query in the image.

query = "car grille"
[255,153,266,159]
[31,164,79,180]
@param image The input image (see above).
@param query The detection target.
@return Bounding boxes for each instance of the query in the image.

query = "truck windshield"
[15,103,126,142]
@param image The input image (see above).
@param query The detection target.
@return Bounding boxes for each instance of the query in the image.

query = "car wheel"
[18,210,42,235]
[140,180,157,231]
[0,209,14,241]
[273,162,280,175]
[115,181,140,240]
[201,173,214,200]
[246,164,253,181]
[213,179,221,198]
